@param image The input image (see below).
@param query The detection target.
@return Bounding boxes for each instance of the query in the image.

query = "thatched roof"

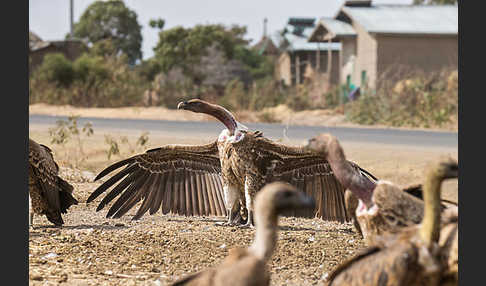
[252,36,279,56]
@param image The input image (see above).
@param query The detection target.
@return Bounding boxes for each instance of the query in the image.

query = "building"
[29,31,87,72]
[252,18,280,58]
[308,1,458,89]
[275,18,341,87]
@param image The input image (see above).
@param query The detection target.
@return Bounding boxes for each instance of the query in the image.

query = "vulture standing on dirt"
[29,138,78,227]
[88,99,376,227]
[169,182,315,286]
[324,158,458,286]
[305,133,458,244]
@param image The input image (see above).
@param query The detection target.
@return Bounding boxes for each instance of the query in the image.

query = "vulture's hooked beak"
[177,101,187,110]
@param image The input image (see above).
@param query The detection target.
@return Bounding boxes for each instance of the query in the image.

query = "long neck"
[208,104,238,135]
[420,171,442,247]
[328,140,375,208]
[249,208,278,262]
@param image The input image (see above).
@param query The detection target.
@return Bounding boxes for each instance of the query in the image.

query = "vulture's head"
[427,157,458,181]
[256,182,316,217]
[304,133,345,162]
[177,99,211,113]
[177,99,245,139]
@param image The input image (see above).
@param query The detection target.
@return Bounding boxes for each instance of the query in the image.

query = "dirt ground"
[28,114,458,286]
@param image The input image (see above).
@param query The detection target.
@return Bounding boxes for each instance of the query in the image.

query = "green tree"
[413,0,457,4]
[72,0,143,64]
[149,18,165,30]
[234,46,274,80]
[153,24,249,84]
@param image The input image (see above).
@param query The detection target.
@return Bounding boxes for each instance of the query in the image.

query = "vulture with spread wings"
[87,99,377,226]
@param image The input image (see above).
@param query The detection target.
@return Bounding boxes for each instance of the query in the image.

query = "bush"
[30,52,147,107]
[345,69,458,128]
[36,53,75,87]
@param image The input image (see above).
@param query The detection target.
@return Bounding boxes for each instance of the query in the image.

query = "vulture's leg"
[223,184,241,226]
[241,174,264,228]
[345,190,362,237]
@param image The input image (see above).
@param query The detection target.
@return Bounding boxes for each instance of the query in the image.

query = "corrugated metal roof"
[342,5,457,34]
[285,32,341,52]
[318,17,356,36]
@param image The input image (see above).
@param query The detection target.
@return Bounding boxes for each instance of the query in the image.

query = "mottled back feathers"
[29,139,78,226]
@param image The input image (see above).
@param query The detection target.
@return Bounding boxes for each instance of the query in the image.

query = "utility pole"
[263,18,268,38]
[70,0,74,38]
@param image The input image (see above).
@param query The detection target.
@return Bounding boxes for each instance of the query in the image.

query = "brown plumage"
[324,158,458,286]
[89,100,375,226]
[170,182,315,286]
[29,139,78,227]
[87,141,227,219]
[177,99,374,226]
[437,206,458,285]
[305,133,457,244]
[344,184,455,238]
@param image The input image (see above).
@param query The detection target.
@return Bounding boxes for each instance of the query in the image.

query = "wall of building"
[352,22,378,89]
[339,37,357,85]
[276,48,340,86]
[276,52,292,85]
[376,34,458,87]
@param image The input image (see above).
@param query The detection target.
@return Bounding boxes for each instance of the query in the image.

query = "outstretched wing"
[87,140,227,220]
[268,155,358,222]
[252,136,376,223]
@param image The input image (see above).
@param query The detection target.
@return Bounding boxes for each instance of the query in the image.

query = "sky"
[29,0,412,60]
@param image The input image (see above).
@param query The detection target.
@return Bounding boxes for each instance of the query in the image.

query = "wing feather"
[88,141,226,219]
[270,156,361,222]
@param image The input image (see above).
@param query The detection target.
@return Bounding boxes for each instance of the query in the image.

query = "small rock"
[321,272,329,281]
[42,252,58,259]
[58,273,68,283]
[104,270,113,275]
[31,274,43,281]
[219,244,226,249]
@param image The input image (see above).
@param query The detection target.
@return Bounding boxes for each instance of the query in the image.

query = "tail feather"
[58,177,78,214]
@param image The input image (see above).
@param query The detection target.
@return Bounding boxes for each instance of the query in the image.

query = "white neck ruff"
[218,121,247,143]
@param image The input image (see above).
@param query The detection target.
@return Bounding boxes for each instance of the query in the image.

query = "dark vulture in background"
[29,138,78,227]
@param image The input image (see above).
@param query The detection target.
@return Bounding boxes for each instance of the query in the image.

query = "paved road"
[29,114,458,149]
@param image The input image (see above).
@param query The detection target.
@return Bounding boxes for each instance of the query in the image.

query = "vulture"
[324,158,459,286]
[88,99,376,227]
[305,133,457,244]
[169,182,315,286]
[29,138,78,227]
